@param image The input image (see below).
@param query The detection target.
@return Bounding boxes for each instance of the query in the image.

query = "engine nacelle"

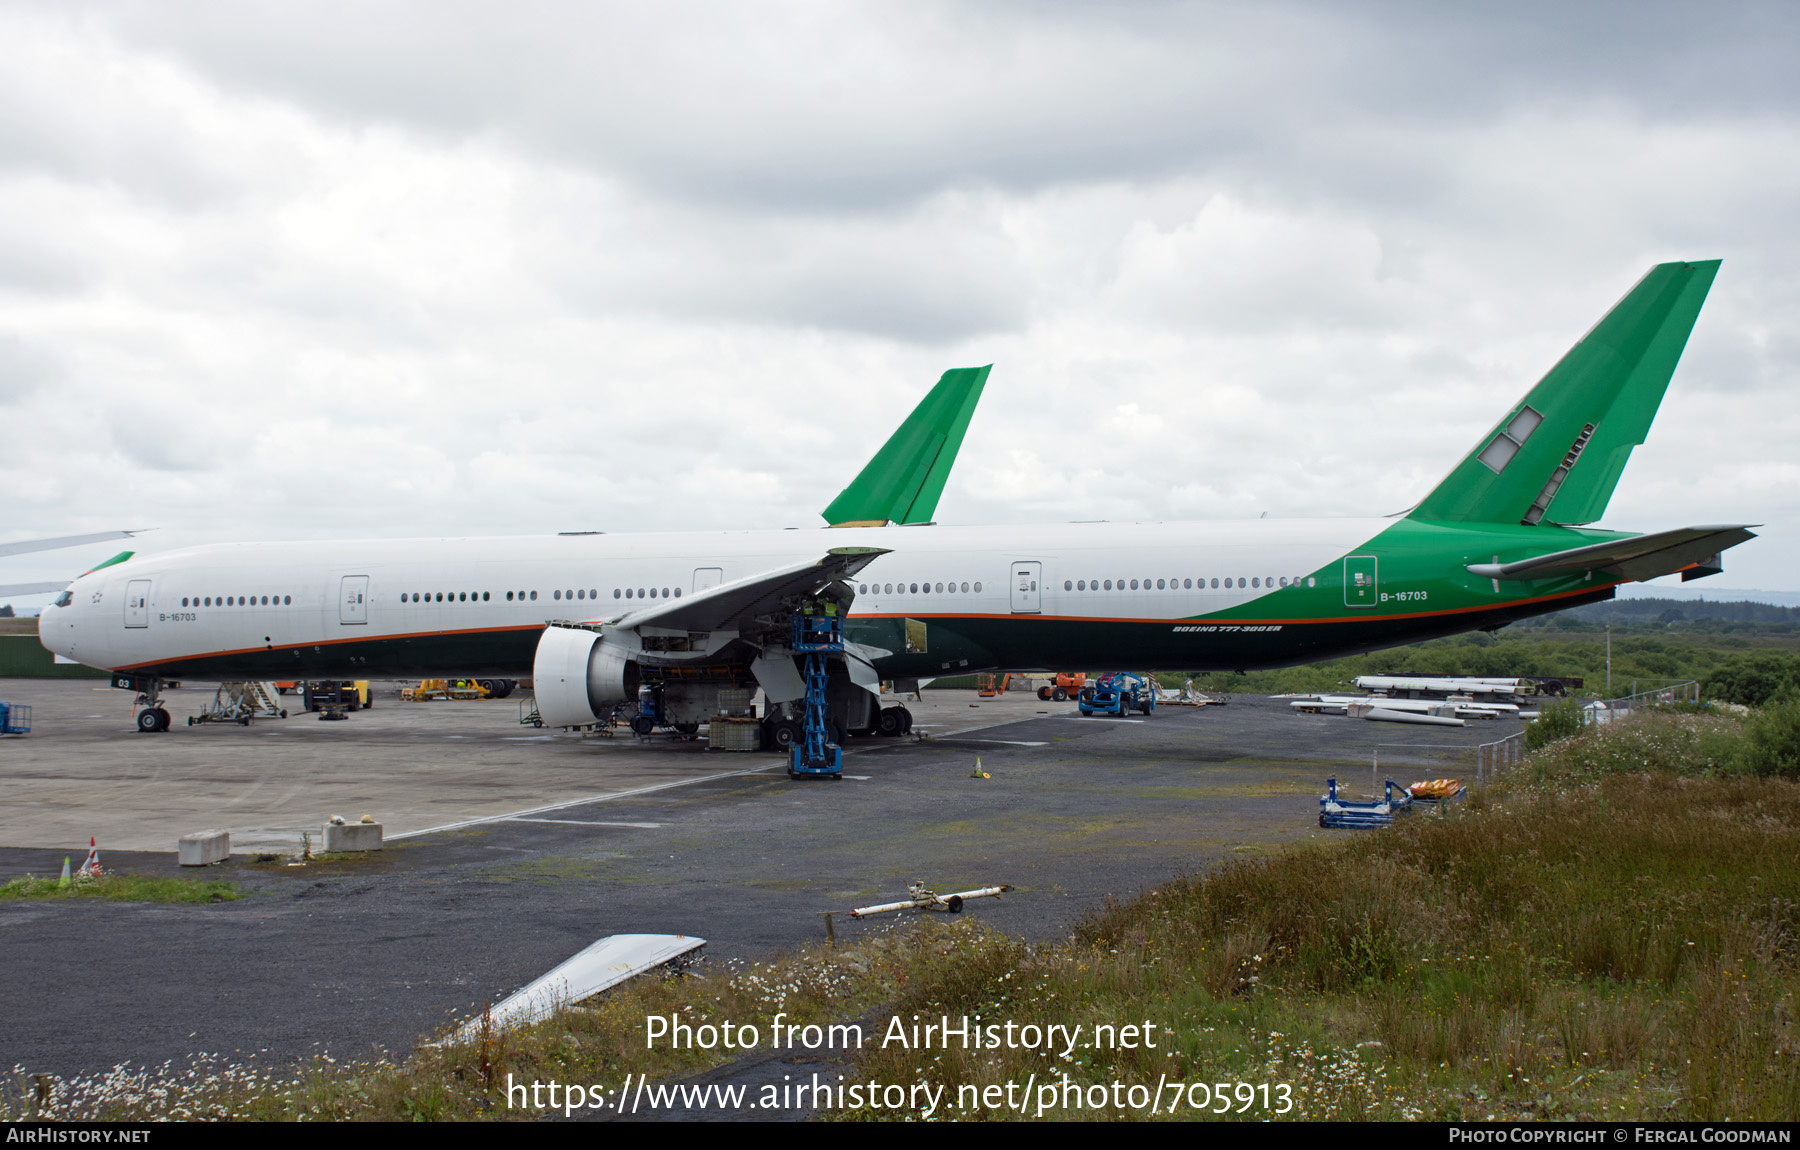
[532,626,641,728]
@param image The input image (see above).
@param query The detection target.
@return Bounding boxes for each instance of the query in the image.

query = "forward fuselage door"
[124,579,150,628]
[339,575,369,624]
[1343,556,1378,608]
[1010,561,1042,614]
[693,567,723,593]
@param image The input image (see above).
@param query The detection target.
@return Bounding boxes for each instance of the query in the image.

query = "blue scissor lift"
[789,608,843,779]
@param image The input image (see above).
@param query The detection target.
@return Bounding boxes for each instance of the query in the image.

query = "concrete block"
[323,822,382,852]
[178,830,230,867]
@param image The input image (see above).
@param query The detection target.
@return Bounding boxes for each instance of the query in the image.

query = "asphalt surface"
[0,687,1515,1083]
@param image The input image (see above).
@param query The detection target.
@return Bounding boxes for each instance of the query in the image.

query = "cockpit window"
[53,591,73,608]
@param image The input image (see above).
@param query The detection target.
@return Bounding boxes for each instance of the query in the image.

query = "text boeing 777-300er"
[38,261,1753,746]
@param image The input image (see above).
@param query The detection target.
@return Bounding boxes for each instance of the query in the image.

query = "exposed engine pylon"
[532,625,641,728]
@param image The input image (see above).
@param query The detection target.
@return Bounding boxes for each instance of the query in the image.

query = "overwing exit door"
[339,575,369,624]
[1010,561,1041,614]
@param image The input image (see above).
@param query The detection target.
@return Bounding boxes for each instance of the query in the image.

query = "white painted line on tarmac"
[389,762,787,841]
[1062,716,1144,723]
[506,818,665,828]
[937,739,1050,747]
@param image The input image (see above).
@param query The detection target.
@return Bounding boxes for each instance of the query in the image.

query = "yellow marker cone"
[969,755,989,779]
[59,856,71,887]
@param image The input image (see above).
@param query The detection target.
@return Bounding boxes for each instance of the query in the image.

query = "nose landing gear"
[114,672,172,733]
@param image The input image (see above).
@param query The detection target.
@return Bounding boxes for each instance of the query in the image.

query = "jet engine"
[532,626,641,728]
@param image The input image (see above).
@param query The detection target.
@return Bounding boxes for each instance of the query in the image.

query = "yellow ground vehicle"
[302,681,371,711]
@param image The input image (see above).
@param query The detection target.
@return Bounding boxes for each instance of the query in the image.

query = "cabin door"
[1010,561,1041,614]
[339,575,369,624]
[124,580,150,628]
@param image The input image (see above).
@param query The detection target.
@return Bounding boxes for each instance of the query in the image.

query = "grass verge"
[0,872,240,904]
[7,706,1797,1120]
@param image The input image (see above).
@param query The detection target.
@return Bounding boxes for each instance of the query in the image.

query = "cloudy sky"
[3,1,1798,594]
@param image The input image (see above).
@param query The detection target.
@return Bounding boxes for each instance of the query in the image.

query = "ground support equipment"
[789,609,843,778]
[1077,672,1156,717]
[848,880,1014,918]
[189,681,287,726]
[1318,777,1413,829]
[0,701,29,736]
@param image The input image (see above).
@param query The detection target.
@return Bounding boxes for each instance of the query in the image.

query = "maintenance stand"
[789,606,844,779]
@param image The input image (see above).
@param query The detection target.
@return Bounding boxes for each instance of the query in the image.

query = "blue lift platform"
[789,608,844,779]
[0,701,30,736]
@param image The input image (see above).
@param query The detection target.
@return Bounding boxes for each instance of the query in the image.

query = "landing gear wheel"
[769,719,803,751]
[876,708,904,737]
[137,709,163,733]
[898,707,914,735]
[630,715,656,737]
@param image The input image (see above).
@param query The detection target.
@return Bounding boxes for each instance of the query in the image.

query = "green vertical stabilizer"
[1410,260,1719,526]
[822,365,990,526]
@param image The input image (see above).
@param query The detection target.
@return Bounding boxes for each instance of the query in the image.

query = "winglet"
[822,366,990,527]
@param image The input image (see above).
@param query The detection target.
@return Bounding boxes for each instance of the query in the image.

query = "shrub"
[1701,652,1800,707]
[1525,696,1584,750]
[1742,697,1800,780]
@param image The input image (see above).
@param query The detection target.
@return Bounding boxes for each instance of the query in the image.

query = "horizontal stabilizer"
[0,529,145,560]
[1465,525,1756,583]
[0,581,69,598]
[823,366,990,527]
[608,547,888,633]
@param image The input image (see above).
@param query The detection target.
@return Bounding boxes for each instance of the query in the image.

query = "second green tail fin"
[1410,260,1719,526]
[823,365,990,527]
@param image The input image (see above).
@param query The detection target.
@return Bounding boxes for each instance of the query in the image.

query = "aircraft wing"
[0,530,144,560]
[606,546,889,633]
[0,581,70,597]
[1465,525,1757,583]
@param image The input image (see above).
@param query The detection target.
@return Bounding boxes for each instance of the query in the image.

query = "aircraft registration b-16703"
[38,260,1750,761]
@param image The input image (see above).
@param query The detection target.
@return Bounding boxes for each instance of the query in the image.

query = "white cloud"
[1,2,1798,602]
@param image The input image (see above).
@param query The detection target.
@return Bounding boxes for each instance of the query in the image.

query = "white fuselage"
[38,519,1391,676]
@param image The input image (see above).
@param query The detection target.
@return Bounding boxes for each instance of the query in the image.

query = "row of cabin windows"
[857,582,983,595]
[394,588,683,603]
[180,576,1317,612]
[403,591,502,602]
[180,595,291,607]
[1062,576,1318,591]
